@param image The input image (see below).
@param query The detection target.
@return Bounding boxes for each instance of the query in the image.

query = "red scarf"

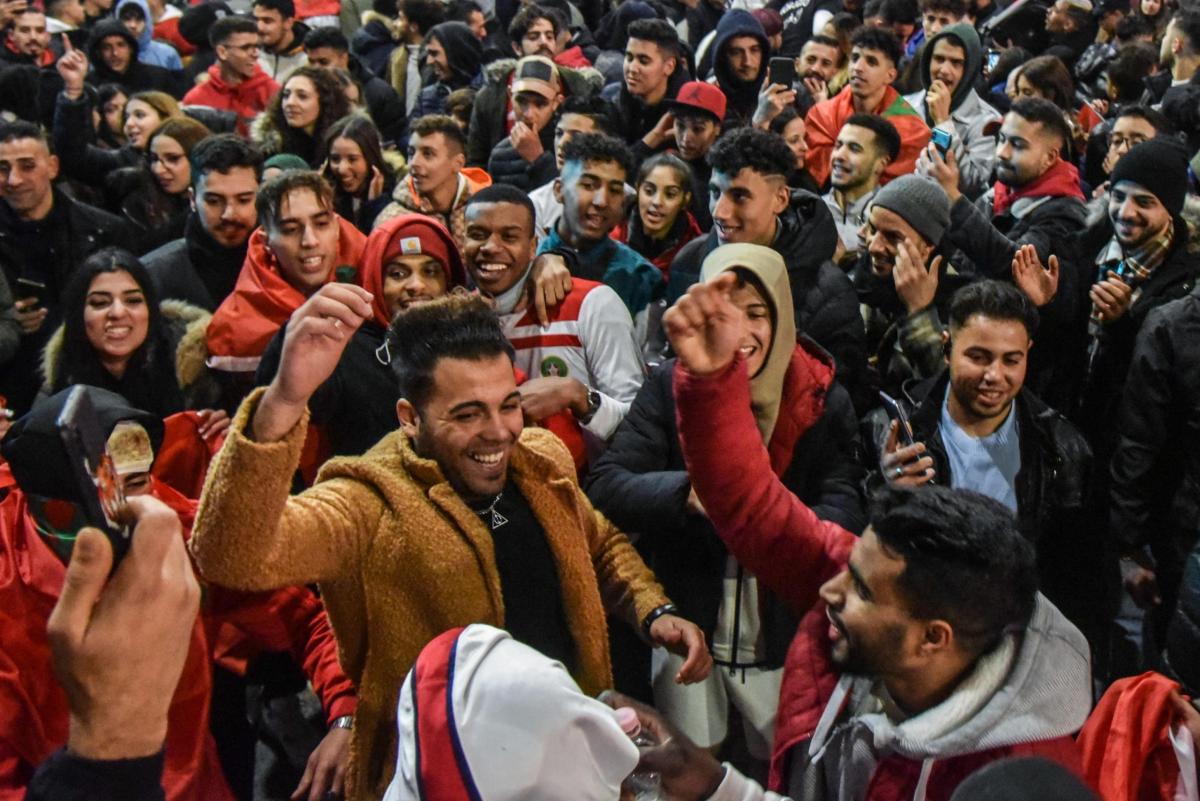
[992,158,1085,218]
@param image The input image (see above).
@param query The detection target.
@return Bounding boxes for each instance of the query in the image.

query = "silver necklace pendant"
[476,492,507,530]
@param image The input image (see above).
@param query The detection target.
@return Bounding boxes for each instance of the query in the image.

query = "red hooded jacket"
[207,216,367,375]
[0,463,355,801]
[992,158,1086,218]
[672,355,1089,796]
[183,65,280,135]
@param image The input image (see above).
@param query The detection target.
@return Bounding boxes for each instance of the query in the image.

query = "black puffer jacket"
[862,371,1099,638]
[601,62,690,149]
[467,58,605,168]
[1167,535,1200,694]
[142,213,249,312]
[663,189,867,402]
[487,118,557,191]
[586,349,865,667]
[1111,285,1200,651]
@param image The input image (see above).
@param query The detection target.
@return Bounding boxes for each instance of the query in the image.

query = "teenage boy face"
[555,158,627,243]
[709,167,789,246]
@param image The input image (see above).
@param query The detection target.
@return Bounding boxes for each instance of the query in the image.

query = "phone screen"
[57,387,132,562]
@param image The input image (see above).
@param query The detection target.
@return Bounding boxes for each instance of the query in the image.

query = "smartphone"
[769,56,797,88]
[16,277,46,308]
[986,49,1001,73]
[56,386,132,563]
[931,127,953,157]
[879,391,915,448]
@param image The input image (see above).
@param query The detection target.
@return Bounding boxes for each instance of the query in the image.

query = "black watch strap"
[641,603,679,636]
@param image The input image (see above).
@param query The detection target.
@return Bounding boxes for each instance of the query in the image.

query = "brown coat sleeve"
[190,387,385,590]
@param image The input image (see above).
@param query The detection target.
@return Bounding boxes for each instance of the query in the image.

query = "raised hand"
[1011,244,1060,306]
[880,419,935,486]
[1090,273,1133,323]
[892,241,940,315]
[753,82,797,128]
[254,283,373,442]
[510,120,544,162]
[803,75,828,104]
[56,38,88,100]
[662,273,745,377]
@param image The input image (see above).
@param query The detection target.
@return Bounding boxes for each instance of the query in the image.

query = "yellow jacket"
[191,389,670,799]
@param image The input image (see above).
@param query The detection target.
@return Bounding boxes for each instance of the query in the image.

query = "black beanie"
[1110,137,1190,217]
[2,386,162,505]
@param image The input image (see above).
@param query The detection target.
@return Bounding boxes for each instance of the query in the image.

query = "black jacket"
[256,320,400,457]
[85,20,183,97]
[1167,534,1200,695]
[487,119,557,191]
[0,188,132,413]
[664,189,867,402]
[944,187,1088,411]
[53,91,142,193]
[350,16,396,80]
[585,354,865,666]
[708,10,769,128]
[1077,217,1200,446]
[142,213,249,312]
[1110,285,1200,635]
[863,371,1099,637]
[467,58,605,168]
[601,64,690,149]
[348,54,406,146]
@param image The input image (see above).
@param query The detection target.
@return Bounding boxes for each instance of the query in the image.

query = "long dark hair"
[54,248,181,414]
[320,114,394,204]
[264,66,352,164]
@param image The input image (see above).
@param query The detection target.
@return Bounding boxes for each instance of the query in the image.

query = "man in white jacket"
[908,23,1001,200]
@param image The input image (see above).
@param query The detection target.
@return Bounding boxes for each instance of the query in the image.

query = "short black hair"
[919,0,967,17]
[304,26,349,51]
[707,126,793,179]
[560,132,631,178]
[869,484,1038,657]
[402,0,447,37]
[1172,9,1200,55]
[448,0,483,20]
[191,133,264,186]
[1114,104,1173,136]
[1009,97,1073,150]
[559,95,616,135]
[508,3,561,42]
[627,18,681,61]
[118,2,145,19]
[388,294,515,411]
[948,279,1039,337]
[1114,13,1152,40]
[881,0,919,24]
[257,170,333,232]
[467,183,536,234]
[844,112,901,161]
[851,25,902,67]
[253,0,295,18]
[410,113,467,154]
[1105,42,1158,102]
[210,15,258,47]
[372,0,398,15]
[0,119,50,151]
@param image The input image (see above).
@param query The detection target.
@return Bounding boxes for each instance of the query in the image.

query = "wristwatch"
[641,603,679,637]
[331,715,354,731]
[574,386,602,424]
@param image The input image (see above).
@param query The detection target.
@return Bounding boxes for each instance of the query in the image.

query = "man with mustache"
[144,135,264,313]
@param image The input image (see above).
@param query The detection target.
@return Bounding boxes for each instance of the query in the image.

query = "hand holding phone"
[57,386,133,563]
[879,392,935,485]
[768,57,797,88]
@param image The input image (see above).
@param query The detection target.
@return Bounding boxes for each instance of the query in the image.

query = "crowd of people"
[1,0,1200,796]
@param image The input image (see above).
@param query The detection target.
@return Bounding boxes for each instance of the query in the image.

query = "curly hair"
[261,66,352,163]
[707,126,793,179]
[559,132,632,178]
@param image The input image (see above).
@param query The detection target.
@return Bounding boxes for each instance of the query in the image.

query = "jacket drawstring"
[913,758,935,801]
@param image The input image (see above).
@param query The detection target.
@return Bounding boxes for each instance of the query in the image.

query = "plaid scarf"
[1087,219,1174,356]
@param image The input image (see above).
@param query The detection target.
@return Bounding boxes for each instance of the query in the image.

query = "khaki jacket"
[191,388,670,799]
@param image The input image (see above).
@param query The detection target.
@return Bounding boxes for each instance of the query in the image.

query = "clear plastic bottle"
[616,707,662,801]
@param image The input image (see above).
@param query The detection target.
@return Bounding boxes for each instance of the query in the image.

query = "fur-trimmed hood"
[41,299,215,401]
[481,57,604,98]
[249,111,287,160]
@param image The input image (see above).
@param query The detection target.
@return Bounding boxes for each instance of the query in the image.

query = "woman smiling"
[612,153,702,278]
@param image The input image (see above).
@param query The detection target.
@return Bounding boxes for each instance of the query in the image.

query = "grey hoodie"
[905,23,1002,200]
[796,594,1092,801]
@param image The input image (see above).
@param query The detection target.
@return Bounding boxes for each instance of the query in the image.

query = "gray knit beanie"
[870,175,952,246]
